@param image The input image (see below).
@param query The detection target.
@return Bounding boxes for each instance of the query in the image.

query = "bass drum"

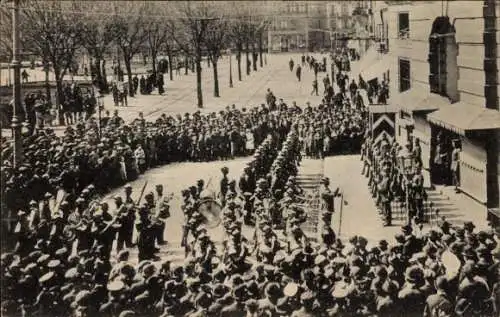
[197,197,222,228]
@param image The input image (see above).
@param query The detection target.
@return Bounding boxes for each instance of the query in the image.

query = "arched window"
[428,16,456,96]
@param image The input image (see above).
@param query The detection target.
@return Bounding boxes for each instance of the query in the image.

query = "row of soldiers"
[362,133,426,226]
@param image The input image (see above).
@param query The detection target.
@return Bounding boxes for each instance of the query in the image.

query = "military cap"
[221,166,229,173]
[74,290,91,307]
[39,271,55,284]
[314,254,328,266]
[107,280,125,292]
[47,259,61,269]
[29,200,38,206]
[118,311,135,317]
[28,250,42,261]
[124,184,132,189]
[37,254,51,265]
[75,197,85,204]
[283,282,299,297]
[22,262,37,274]
[17,210,26,217]
[77,249,89,257]
[64,267,79,279]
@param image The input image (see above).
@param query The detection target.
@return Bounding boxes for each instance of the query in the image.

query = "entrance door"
[430,125,458,186]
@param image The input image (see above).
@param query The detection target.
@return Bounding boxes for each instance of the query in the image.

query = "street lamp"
[10,0,22,167]
[227,49,233,88]
[97,93,104,138]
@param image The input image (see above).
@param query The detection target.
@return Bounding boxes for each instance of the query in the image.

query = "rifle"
[101,181,148,235]
[136,181,149,206]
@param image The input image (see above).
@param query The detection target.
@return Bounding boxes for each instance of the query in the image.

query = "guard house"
[387,0,500,223]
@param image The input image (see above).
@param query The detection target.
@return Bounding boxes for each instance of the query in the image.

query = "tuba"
[197,189,222,228]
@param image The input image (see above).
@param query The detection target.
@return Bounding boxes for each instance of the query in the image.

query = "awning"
[390,89,452,114]
[428,103,500,134]
[360,53,391,81]
[402,93,451,113]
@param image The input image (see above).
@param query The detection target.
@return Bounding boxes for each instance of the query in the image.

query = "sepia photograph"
[0,0,499,316]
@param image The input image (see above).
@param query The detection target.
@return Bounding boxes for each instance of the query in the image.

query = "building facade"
[267,1,373,53]
[383,0,500,222]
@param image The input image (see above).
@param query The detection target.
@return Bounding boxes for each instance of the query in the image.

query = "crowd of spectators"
[1,51,499,317]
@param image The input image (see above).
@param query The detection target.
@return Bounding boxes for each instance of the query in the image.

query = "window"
[428,16,456,96]
[399,58,411,92]
[398,12,409,39]
[280,21,288,29]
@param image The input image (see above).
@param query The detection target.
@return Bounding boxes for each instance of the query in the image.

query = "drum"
[197,197,222,228]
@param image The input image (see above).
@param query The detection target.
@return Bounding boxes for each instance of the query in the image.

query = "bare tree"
[227,1,265,79]
[171,1,217,108]
[21,1,84,123]
[80,3,115,92]
[144,2,170,77]
[0,6,12,63]
[110,1,147,97]
[204,18,227,97]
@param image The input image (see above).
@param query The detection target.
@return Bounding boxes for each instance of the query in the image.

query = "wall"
[461,136,488,203]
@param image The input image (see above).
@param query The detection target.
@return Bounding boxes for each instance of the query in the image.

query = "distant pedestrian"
[21,69,29,83]
[311,79,318,96]
[296,65,302,82]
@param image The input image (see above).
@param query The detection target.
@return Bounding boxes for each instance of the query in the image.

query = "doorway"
[430,125,460,185]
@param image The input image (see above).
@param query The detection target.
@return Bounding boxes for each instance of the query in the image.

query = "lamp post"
[11,0,22,167]
[227,49,233,88]
[97,94,103,138]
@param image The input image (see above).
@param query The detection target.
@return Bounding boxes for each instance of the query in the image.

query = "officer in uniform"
[377,167,392,226]
[219,166,229,207]
[114,195,135,251]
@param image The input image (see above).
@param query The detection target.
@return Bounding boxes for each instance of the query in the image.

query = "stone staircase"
[296,159,325,241]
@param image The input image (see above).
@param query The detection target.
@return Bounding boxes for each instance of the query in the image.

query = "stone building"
[382,0,500,223]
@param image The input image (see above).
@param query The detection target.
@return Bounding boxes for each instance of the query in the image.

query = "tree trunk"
[167,49,173,81]
[213,58,219,98]
[196,52,203,108]
[245,40,250,75]
[151,51,157,76]
[124,56,134,97]
[184,55,188,75]
[93,57,103,90]
[44,66,51,105]
[101,60,108,92]
[259,33,264,68]
[53,67,64,125]
[252,42,257,71]
[236,44,242,81]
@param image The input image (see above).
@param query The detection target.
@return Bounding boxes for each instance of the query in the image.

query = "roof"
[427,103,500,134]
[391,89,452,114]
[367,104,399,113]
[403,93,451,113]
